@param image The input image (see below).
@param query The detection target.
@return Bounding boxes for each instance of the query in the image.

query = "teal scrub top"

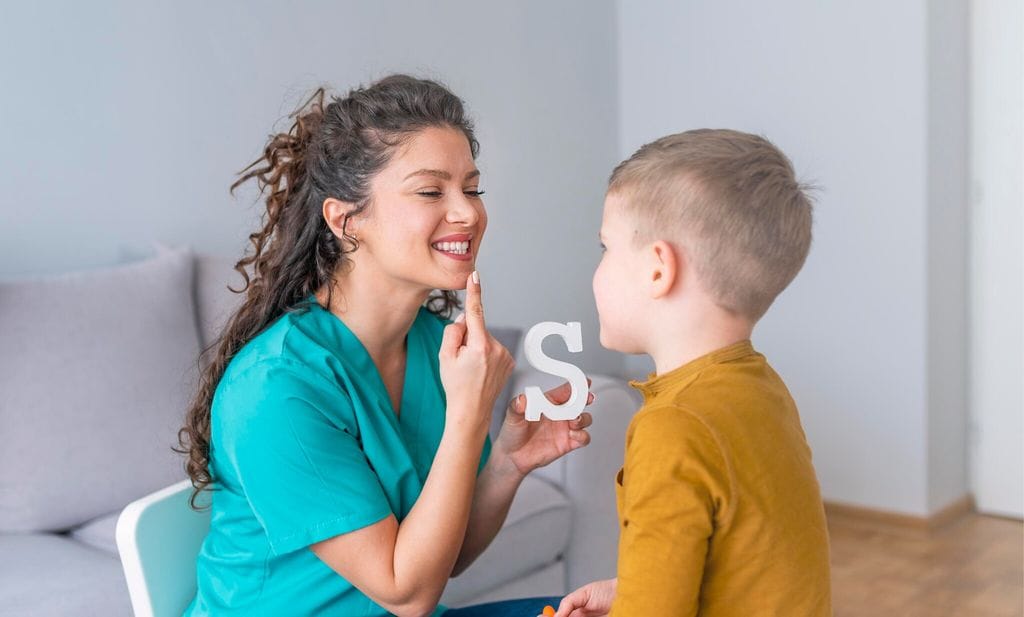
[185,299,490,617]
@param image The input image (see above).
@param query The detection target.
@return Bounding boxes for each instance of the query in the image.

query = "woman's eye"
[416,189,485,199]
[599,243,607,253]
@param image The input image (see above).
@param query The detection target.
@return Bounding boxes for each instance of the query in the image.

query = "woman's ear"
[649,240,679,299]
[323,198,359,239]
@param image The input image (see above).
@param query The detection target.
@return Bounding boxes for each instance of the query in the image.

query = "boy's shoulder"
[626,402,722,459]
[666,350,793,416]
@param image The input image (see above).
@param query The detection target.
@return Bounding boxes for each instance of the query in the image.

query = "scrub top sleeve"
[225,362,394,556]
[478,434,492,475]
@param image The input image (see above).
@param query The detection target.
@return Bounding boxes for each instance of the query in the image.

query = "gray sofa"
[0,247,640,615]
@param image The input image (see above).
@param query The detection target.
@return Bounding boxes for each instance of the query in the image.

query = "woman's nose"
[445,194,480,226]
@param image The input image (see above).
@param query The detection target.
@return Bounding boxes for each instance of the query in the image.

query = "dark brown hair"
[177,75,479,508]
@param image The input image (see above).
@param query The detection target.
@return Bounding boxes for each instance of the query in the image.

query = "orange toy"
[542,606,555,617]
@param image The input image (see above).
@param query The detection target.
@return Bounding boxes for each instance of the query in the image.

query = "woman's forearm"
[311,410,489,617]
[391,422,488,607]
[451,448,525,576]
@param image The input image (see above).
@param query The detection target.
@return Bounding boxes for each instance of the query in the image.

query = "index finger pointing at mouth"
[464,270,487,347]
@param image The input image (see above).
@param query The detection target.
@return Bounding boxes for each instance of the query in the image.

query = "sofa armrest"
[505,369,641,590]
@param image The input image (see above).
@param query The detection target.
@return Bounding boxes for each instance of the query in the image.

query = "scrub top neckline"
[305,296,428,432]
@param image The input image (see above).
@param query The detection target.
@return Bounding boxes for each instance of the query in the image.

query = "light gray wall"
[0,1,623,376]
[617,0,968,516]
[3,1,983,516]
[969,0,1024,518]
[926,0,969,515]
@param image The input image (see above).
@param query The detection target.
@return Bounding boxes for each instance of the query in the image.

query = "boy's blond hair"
[609,129,813,321]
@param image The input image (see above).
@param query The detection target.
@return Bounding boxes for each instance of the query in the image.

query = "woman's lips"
[431,238,473,262]
[430,241,473,260]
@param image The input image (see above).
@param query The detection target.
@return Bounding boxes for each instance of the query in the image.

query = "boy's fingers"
[464,270,487,346]
[555,586,594,617]
[554,593,581,617]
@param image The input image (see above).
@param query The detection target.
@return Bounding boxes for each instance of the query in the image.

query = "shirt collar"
[629,340,756,401]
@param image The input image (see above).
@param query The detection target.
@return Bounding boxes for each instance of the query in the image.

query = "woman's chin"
[438,265,477,288]
[428,273,473,292]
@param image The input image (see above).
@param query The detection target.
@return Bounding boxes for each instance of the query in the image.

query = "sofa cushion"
[488,326,523,437]
[0,533,131,616]
[68,510,120,556]
[441,474,571,606]
[194,253,244,350]
[0,247,199,532]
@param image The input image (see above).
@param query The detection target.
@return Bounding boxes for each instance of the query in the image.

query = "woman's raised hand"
[439,271,516,438]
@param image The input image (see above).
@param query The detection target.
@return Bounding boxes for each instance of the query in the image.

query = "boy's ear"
[323,197,361,239]
[649,240,679,299]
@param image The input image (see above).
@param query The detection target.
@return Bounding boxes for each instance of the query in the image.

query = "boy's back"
[612,340,831,616]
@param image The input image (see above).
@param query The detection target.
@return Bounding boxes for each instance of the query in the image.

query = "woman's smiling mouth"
[431,235,473,261]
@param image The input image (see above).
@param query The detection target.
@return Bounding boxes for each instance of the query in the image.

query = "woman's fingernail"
[455,313,466,323]
[471,270,480,284]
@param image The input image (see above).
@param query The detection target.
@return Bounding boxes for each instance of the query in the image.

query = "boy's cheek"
[595,306,621,349]
[596,317,613,350]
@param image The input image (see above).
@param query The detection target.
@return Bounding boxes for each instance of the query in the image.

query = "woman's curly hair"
[177,75,479,509]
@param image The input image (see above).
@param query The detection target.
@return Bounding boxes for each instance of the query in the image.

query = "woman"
[178,75,594,617]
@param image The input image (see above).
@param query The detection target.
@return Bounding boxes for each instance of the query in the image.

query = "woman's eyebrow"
[403,169,481,181]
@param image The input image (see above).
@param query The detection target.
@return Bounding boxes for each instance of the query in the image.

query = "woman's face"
[354,126,486,292]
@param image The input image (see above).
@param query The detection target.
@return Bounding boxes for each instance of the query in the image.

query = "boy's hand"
[555,578,617,617]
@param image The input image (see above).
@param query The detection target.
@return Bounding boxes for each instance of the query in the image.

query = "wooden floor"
[829,511,1023,616]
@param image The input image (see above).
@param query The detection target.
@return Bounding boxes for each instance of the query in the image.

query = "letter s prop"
[523,321,588,421]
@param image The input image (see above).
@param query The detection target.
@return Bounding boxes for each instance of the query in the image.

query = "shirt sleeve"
[610,405,732,617]
[218,360,394,556]
[478,434,492,475]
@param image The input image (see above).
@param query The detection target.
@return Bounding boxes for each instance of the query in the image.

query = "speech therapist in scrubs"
[177,74,595,617]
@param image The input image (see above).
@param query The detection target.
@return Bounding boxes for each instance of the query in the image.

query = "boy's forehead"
[604,191,628,209]
[602,192,634,227]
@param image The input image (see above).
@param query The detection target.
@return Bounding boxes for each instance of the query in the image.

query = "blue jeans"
[443,596,562,617]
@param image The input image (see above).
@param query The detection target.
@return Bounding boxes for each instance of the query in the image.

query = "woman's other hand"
[439,271,516,438]
[492,377,596,478]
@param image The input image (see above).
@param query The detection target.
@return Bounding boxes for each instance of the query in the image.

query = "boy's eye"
[599,243,607,252]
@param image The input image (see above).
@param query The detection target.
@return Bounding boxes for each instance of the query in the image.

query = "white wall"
[0,1,623,375]
[969,0,1024,518]
[926,0,970,515]
[617,0,969,516]
[2,1,1001,518]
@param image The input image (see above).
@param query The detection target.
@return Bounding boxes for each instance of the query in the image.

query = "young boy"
[556,129,831,616]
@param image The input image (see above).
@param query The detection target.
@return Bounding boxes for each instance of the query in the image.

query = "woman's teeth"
[431,241,470,255]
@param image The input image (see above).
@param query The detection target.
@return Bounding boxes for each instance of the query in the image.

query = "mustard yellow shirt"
[611,341,831,616]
